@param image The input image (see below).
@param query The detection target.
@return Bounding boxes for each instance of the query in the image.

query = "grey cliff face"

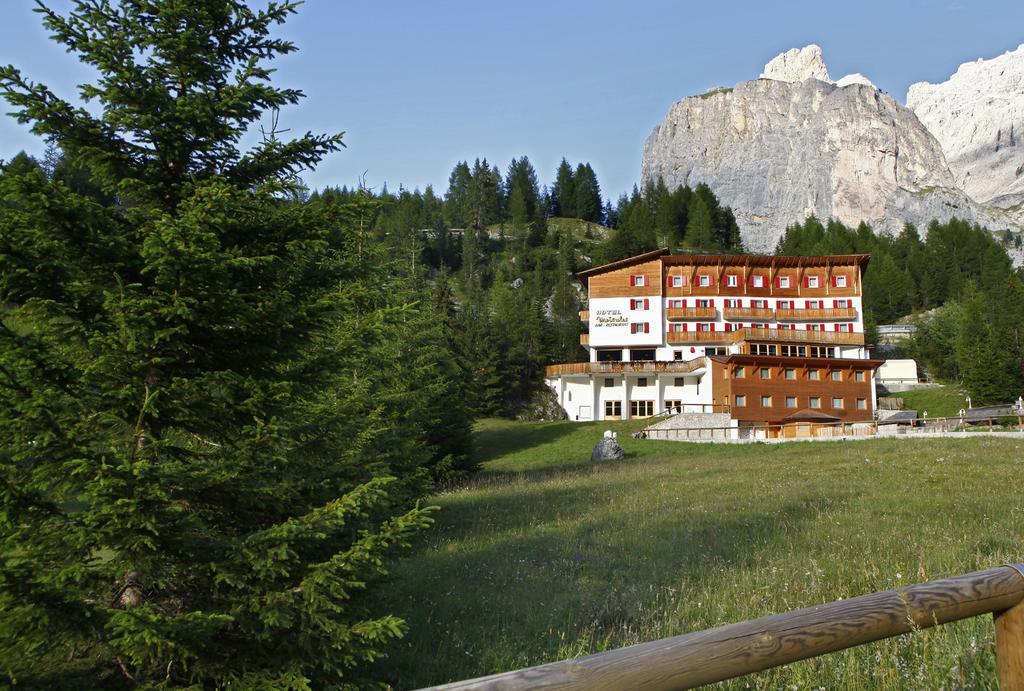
[642,47,1021,252]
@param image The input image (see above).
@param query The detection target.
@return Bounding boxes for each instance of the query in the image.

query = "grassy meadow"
[888,384,968,418]
[377,418,1024,689]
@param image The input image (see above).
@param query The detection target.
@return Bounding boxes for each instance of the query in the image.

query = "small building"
[877,359,919,385]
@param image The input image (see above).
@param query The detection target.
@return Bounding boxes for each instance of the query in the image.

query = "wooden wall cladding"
[589,259,663,299]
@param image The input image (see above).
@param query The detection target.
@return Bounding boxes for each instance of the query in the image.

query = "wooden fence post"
[996,605,1024,689]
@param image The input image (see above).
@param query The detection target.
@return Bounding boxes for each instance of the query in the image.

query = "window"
[760,367,771,379]
[735,395,746,407]
[696,299,711,307]
[664,400,682,413]
[835,275,848,288]
[596,349,622,362]
[630,400,654,418]
[637,377,648,387]
[834,299,849,308]
[761,395,772,407]
[698,275,712,287]
[631,274,647,287]
[807,276,820,288]
[671,275,685,287]
[784,368,796,380]
[734,367,745,378]
[726,274,739,287]
[630,322,650,334]
[751,275,765,288]
[604,378,615,387]
[831,371,842,381]
[786,396,797,408]
[808,323,822,331]
[673,377,686,386]
[697,322,712,332]
[778,300,792,309]
[751,299,767,308]
[810,396,821,409]
[806,300,820,309]
[673,351,684,361]
[630,298,650,310]
[605,400,622,418]
[670,299,683,308]
[706,347,727,356]
[725,298,739,307]
[779,276,791,289]
[857,398,867,410]
[809,370,820,381]
[855,371,865,382]
[630,349,656,361]
[832,397,844,409]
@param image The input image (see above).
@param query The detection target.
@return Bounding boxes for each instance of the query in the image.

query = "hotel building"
[544,248,882,435]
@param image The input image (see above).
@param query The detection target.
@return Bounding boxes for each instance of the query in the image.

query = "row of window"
[667,323,855,333]
[748,343,837,358]
[732,367,866,382]
[637,274,851,289]
[666,298,851,309]
[732,394,867,410]
[604,400,685,417]
[603,377,691,388]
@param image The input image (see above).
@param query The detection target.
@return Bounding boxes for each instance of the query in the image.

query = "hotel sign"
[594,309,628,327]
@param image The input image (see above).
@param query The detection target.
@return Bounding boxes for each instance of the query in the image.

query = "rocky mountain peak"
[760,45,830,83]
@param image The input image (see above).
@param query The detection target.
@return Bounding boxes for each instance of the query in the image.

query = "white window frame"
[671,275,684,287]
[752,275,764,288]
[726,274,738,287]
[808,276,820,288]
[698,275,711,287]
[836,275,848,288]
[779,276,791,289]
[632,274,647,287]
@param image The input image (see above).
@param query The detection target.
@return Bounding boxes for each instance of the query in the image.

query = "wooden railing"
[580,333,589,346]
[722,306,774,321]
[426,564,1024,690]
[666,330,730,344]
[737,327,865,346]
[776,307,858,321]
[543,359,705,378]
[666,306,717,320]
[579,310,589,322]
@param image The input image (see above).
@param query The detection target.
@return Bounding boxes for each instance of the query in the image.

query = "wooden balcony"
[776,307,858,321]
[666,330,731,344]
[579,309,589,322]
[666,306,717,320]
[544,358,705,378]
[580,333,589,346]
[735,327,864,346]
[723,306,775,321]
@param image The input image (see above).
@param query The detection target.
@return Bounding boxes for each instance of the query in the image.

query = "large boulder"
[591,437,625,461]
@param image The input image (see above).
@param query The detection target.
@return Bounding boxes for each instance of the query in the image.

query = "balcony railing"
[579,309,589,322]
[736,327,864,346]
[580,333,589,346]
[776,307,858,321]
[666,306,717,320]
[723,306,775,321]
[666,330,731,344]
[544,358,705,378]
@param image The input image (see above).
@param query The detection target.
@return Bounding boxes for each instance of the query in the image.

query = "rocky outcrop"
[760,45,830,83]
[907,44,1024,208]
[591,436,625,461]
[642,46,1023,252]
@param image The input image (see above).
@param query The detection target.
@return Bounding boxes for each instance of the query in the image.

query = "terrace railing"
[776,307,858,321]
[666,306,717,320]
[543,359,705,378]
[722,306,775,321]
[425,564,1024,690]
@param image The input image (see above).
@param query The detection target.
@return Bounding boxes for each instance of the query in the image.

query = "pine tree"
[551,158,575,218]
[572,163,603,222]
[0,2,435,686]
[685,195,716,249]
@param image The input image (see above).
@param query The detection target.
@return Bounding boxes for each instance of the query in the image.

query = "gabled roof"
[575,248,670,279]
[783,409,842,423]
[576,249,871,280]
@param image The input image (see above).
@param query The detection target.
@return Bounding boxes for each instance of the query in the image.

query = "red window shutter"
[681,299,687,307]
[644,323,650,334]
[644,298,649,310]
[820,323,826,331]
[834,324,840,332]
[848,323,854,333]
[775,275,781,288]
[630,276,636,287]
[831,275,838,287]
[682,323,688,332]
[709,323,715,332]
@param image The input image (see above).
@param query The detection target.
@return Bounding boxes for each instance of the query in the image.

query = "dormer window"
[751,275,765,288]
[726,274,738,287]
[834,275,848,288]
[779,276,791,289]
[671,275,685,287]
[807,275,820,288]
[698,275,712,287]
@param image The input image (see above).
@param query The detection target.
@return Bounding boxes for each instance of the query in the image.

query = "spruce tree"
[0,2,434,686]
[685,195,716,249]
[551,158,575,218]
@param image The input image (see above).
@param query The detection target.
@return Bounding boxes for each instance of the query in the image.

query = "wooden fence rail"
[424,564,1024,690]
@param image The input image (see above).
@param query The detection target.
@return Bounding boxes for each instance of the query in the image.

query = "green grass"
[376,418,1024,688]
[889,384,967,418]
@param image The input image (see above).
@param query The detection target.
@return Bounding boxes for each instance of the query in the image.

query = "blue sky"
[2,0,1023,200]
